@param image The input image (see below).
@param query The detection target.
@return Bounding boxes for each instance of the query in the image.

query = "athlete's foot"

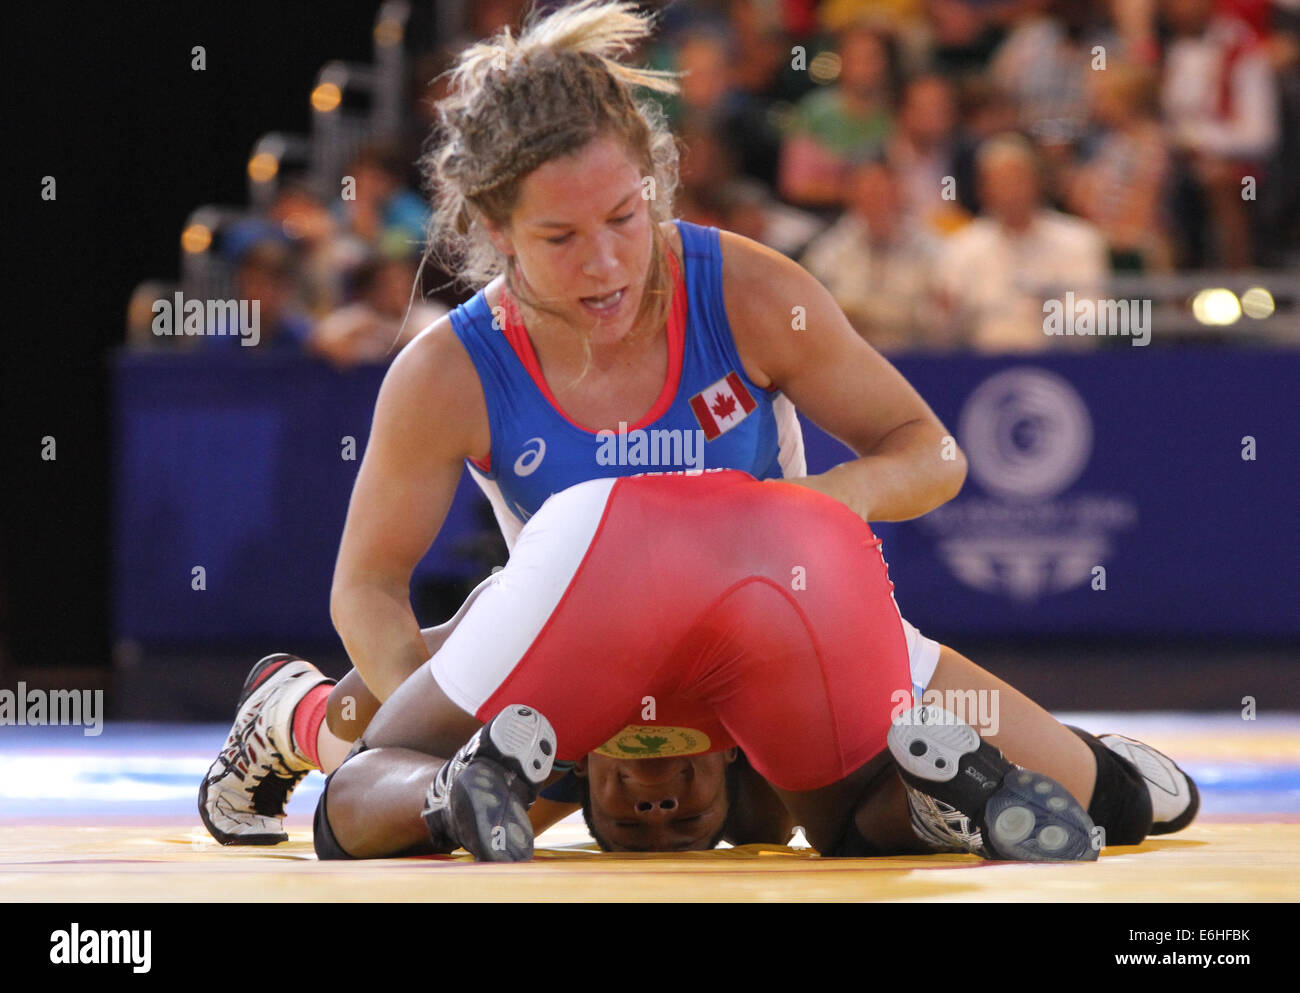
[902,783,986,854]
[889,704,1099,862]
[1100,733,1200,835]
[198,653,332,845]
[422,705,556,862]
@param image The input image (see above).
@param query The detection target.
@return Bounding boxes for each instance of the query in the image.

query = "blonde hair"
[423,0,683,349]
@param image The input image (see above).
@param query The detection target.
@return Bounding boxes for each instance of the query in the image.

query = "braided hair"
[423,0,683,347]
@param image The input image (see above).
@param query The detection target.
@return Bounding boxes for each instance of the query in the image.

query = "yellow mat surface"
[3,820,1296,902]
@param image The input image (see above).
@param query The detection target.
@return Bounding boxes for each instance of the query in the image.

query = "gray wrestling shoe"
[421,705,556,862]
[1100,734,1200,835]
[889,704,1099,862]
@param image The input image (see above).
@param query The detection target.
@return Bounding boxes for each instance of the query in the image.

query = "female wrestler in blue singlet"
[199,0,972,843]
[200,1,1196,854]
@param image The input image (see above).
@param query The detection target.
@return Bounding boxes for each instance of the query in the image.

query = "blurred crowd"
[133,0,1300,358]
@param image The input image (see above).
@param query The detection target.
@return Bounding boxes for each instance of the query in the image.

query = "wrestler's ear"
[723,748,738,764]
[485,219,515,259]
[572,756,590,778]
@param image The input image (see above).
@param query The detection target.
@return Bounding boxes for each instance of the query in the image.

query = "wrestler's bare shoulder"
[382,305,490,458]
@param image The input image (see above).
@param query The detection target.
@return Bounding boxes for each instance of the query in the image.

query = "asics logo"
[514,438,546,477]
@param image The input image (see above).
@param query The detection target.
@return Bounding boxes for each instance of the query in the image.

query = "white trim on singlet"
[867,526,941,697]
[427,476,618,714]
[467,467,526,552]
[773,393,807,479]
[901,618,942,698]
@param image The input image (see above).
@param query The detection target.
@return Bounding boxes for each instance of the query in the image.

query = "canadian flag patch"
[689,372,757,441]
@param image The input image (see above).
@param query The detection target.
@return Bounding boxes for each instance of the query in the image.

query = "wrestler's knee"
[313,741,370,860]
[1067,726,1154,846]
[325,674,378,742]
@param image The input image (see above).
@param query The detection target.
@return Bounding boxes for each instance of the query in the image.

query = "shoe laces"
[249,759,309,817]
[906,785,988,856]
[209,708,304,810]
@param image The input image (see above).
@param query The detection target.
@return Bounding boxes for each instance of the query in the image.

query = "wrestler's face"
[489,135,655,350]
[577,750,736,852]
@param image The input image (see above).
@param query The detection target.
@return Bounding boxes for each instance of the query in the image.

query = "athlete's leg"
[819,645,1157,856]
[315,714,357,774]
[761,750,926,856]
[320,748,447,858]
[323,673,378,759]
[843,758,934,855]
[205,571,514,843]
[924,645,1098,806]
[321,582,499,771]
[319,660,561,860]
[320,661,481,856]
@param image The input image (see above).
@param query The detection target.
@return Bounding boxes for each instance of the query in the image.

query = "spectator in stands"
[817,0,934,73]
[677,124,735,230]
[678,123,824,257]
[1065,62,1173,271]
[778,22,898,208]
[670,28,783,189]
[1256,0,1300,265]
[990,0,1117,148]
[269,181,363,318]
[468,0,528,39]
[337,143,432,255]
[925,0,1012,77]
[1160,0,1280,268]
[308,248,447,369]
[958,75,1022,148]
[937,133,1108,351]
[725,0,813,111]
[800,159,949,350]
[210,220,314,352]
[886,73,979,232]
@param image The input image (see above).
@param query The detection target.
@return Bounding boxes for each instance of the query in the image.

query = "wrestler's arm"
[724,752,799,846]
[528,797,580,835]
[330,317,492,703]
[525,761,796,844]
[719,231,967,522]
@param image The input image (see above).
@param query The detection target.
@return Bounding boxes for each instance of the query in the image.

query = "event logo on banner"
[920,368,1137,600]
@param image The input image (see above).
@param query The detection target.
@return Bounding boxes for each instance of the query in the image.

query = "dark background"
[4,2,390,672]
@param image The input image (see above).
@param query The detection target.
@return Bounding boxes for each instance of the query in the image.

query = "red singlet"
[428,470,938,791]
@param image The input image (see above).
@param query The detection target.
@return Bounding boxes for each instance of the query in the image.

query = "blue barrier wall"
[865,351,1299,639]
[113,349,1299,642]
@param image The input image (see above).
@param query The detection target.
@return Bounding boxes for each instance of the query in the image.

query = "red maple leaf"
[710,392,737,419]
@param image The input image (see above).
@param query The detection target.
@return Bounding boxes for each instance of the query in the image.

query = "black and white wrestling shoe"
[889,704,1098,862]
[199,653,332,845]
[1100,733,1200,835]
[422,705,557,862]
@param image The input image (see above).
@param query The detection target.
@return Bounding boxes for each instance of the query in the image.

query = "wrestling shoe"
[198,653,332,845]
[1100,733,1200,834]
[889,704,1099,862]
[422,705,556,862]
[904,784,986,855]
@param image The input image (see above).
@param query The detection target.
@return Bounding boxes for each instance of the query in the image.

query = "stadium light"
[247,152,278,184]
[181,223,212,255]
[809,51,841,85]
[1240,287,1275,319]
[311,81,342,113]
[1191,288,1242,326]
